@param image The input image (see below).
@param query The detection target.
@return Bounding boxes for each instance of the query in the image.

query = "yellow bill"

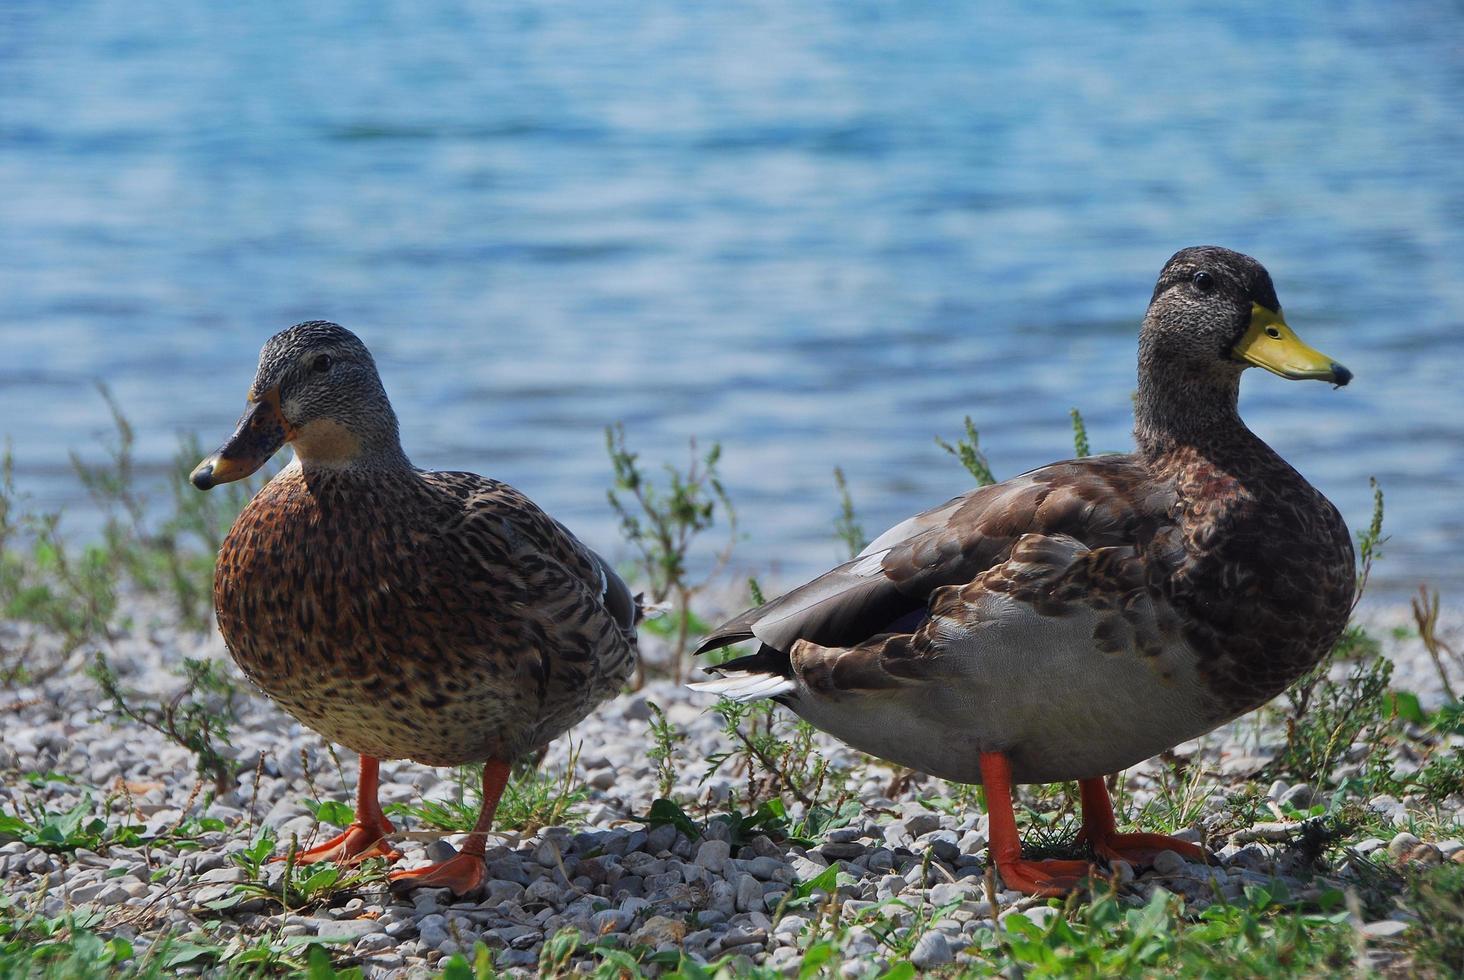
[1233,303,1352,385]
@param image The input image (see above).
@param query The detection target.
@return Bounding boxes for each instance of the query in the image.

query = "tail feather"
[687,671,796,703]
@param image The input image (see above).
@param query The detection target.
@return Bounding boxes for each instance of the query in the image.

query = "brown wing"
[696,455,1174,667]
[423,471,638,709]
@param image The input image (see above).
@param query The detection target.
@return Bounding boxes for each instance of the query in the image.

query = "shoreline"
[1,592,1460,976]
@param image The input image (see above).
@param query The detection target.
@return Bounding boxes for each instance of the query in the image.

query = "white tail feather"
[686,671,796,702]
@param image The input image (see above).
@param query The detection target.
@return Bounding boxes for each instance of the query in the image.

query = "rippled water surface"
[2,1,1462,596]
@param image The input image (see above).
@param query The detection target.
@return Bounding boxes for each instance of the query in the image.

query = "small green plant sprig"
[0,795,143,854]
[88,653,241,794]
[935,416,996,486]
[605,423,736,682]
[646,703,684,800]
[1070,406,1091,457]
[832,466,867,559]
[1,389,275,686]
[387,746,588,837]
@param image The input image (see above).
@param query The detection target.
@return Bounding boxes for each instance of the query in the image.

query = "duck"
[692,246,1355,895]
[190,321,639,895]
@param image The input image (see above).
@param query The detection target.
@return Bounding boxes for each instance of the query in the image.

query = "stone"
[1388,832,1422,860]
[694,839,731,873]
[746,856,791,882]
[354,932,394,953]
[524,878,563,904]
[416,913,449,948]
[1405,844,1443,866]
[197,867,245,885]
[1361,920,1409,940]
[735,873,762,912]
[773,914,808,937]
[645,824,678,854]
[718,926,768,951]
[928,880,980,907]
[310,918,379,940]
[1151,850,1188,876]
[910,929,955,969]
[904,813,942,838]
[1278,783,1314,809]
[631,915,686,946]
[921,829,961,864]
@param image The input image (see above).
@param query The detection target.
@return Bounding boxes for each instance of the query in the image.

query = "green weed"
[647,703,685,800]
[88,652,241,794]
[1407,863,1464,975]
[1069,407,1091,457]
[605,423,736,681]
[935,416,996,486]
[0,795,143,854]
[388,748,588,837]
[831,466,866,559]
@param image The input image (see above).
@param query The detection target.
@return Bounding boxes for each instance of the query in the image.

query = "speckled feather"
[215,462,636,767]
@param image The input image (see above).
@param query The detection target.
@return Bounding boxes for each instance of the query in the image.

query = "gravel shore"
[1,596,1460,976]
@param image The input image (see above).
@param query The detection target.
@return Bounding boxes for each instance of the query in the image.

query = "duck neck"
[1133,347,1249,462]
[291,411,412,478]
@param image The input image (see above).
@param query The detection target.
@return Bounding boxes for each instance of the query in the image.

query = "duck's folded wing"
[696,455,1168,664]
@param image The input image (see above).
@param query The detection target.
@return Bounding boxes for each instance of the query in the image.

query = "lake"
[2,1,1462,598]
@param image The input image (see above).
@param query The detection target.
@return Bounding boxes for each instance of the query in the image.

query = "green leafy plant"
[831,466,866,559]
[1070,407,1091,457]
[935,415,995,486]
[1407,863,1464,975]
[1273,646,1394,789]
[88,653,241,793]
[605,423,736,681]
[0,795,144,853]
[389,748,587,837]
[647,703,685,800]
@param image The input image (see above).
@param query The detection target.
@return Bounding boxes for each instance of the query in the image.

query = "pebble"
[1361,920,1409,940]
[1151,850,1188,876]
[694,839,731,873]
[1387,832,1422,860]
[910,929,955,968]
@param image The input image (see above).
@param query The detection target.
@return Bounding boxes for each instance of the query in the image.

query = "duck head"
[190,321,404,490]
[1141,246,1351,387]
[1133,246,1351,449]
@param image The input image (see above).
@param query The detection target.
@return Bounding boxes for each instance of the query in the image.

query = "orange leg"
[1077,777,1208,866]
[389,759,511,896]
[278,756,400,865]
[980,752,1094,896]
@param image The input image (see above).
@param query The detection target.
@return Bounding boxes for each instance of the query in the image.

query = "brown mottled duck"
[693,246,1355,895]
[191,321,639,895]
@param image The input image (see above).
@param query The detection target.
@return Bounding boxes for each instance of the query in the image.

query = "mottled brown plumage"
[193,321,637,894]
[693,246,1354,894]
[215,466,636,767]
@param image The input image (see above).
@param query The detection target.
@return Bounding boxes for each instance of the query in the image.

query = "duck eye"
[311,354,333,374]
[1191,271,1215,293]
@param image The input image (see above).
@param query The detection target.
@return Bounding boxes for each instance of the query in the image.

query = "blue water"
[2,1,1462,598]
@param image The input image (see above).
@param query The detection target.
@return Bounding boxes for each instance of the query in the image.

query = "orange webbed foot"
[995,857,1097,896]
[388,852,486,896]
[275,820,400,866]
[1088,831,1208,868]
